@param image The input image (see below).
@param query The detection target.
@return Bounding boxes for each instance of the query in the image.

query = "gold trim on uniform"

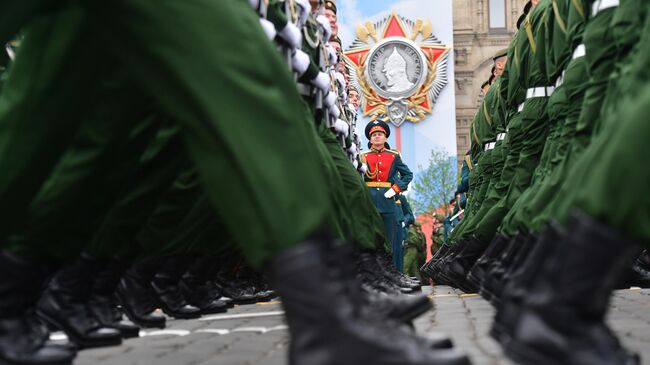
[366,182,392,188]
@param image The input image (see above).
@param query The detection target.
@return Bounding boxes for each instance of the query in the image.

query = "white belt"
[484,142,496,151]
[497,133,506,141]
[592,0,619,17]
[526,86,555,99]
[572,44,586,60]
[517,102,525,112]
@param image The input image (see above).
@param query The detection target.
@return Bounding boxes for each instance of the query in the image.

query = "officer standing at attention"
[361,120,413,271]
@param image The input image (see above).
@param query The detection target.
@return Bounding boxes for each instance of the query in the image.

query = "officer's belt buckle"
[366,182,392,188]
[572,44,586,60]
[592,0,619,17]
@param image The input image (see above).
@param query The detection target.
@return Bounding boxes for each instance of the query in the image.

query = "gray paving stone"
[73,286,650,365]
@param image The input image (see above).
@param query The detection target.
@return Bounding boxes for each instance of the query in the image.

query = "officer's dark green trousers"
[3,0,331,268]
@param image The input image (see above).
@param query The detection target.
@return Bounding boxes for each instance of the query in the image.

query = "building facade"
[452,0,528,166]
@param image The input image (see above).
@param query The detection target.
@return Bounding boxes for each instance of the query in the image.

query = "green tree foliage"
[410,148,457,215]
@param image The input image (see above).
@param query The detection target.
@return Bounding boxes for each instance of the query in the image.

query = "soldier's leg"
[452,149,494,240]
[90,0,331,268]
[0,7,104,237]
[472,112,525,243]
[325,136,388,251]
[4,68,153,260]
[457,136,506,239]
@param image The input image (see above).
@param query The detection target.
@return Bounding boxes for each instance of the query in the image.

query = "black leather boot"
[180,257,228,315]
[150,255,201,319]
[265,235,470,365]
[479,234,525,302]
[0,250,77,365]
[504,212,641,365]
[116,256,166,328]
[376,252,421,291]
[36,253,122,349]
[88,257,141,338]
[488,232,536,306]
[490,223,562,345]
[433,244,461,286]
[632,250,650,287]
[466,234,509,289]
[446,237,485,293]
[357,253,412,294]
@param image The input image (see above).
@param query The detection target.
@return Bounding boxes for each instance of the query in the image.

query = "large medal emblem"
[344,12,449,127]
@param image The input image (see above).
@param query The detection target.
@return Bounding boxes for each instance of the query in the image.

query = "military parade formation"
[0,0,649,365]
[421,0,650,364]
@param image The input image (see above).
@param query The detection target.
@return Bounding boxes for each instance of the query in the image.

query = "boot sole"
[36,310,122,349]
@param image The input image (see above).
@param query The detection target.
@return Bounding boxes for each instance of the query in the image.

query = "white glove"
[353,159,359,169]
[292,49,310,76]
[323,91,337,107]
[333,71,346,91]
[334,119,349,137]
[316,14,332,41]
[259,19,277,41]
[347,143,358,155]
[294,0,311,26]
[402,222,406,228]
[329,104,340,118]
[384,188,397,199]
[279,22,302,49]
[248,0,261,11]
[325,43,338,65]
[359,163,368,173]
[311,72,331,92]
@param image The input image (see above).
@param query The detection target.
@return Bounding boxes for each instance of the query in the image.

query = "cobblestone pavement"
[71,286,650,365]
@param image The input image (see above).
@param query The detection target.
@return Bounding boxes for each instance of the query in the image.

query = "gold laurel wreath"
[356,53,437,123]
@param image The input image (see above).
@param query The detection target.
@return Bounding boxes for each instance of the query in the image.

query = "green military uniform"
[1,0,332,268]
[298,10,388,252]
[403,225,425,281]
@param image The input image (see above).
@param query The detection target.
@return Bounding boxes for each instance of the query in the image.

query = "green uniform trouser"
[552,83,650,243]
[526,57,589,231]
[501,85,568,234]
[456,138,506,240]
[403,246,421,281]
[317,121,387,251]
[471,108,524,242]
[493,96,549,235]
[4,0,330,268]
[137,166,214,257]
[451,149,494,241]
[0,7,103,237]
